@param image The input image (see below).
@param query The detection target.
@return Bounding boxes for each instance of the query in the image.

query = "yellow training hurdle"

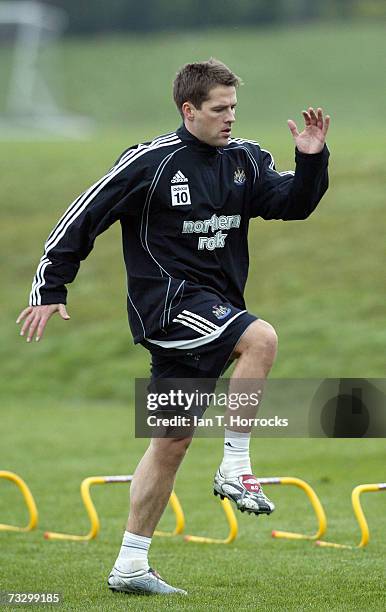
[44,475,185,541]
[0,470,38,533]
[316,483,386,549]
[3,471,382,550]
[259,476,327,541]
[184,497,238,545]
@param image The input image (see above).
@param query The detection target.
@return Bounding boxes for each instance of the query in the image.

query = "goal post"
[0,0,93,138]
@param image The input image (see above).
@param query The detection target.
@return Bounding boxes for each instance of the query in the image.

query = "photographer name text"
[147,415,288,428]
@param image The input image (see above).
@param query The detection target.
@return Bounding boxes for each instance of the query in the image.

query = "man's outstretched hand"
[16,304,70,343]
[287,107,330,154]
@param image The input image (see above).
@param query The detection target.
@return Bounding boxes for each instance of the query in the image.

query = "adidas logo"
[171,170,188,184]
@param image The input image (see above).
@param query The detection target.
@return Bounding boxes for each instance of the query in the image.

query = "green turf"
[1,22,385,610]
[1,403,385,611]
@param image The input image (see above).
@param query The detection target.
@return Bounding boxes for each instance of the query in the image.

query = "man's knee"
[151,435,193,464]
[234,319,278,359]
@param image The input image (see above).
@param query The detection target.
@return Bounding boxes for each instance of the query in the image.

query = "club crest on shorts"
[212,304,231,319]
[234,167,246,185]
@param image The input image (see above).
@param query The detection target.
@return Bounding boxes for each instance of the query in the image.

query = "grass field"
[1,22,385,611]
[1,404,386,611]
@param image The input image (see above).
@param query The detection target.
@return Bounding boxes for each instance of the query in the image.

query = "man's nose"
[226,108,236,123]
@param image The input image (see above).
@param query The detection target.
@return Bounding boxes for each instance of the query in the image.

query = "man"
[17,59,330,596]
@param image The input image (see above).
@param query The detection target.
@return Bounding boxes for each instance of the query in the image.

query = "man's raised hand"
[287,107,330,154]
[16,304,70,343]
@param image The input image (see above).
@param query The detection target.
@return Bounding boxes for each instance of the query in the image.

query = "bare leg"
[214,319,278,515]
[109,436,191,594]
[126,321,277,534]
[127,436,192,537]
[225,319,278,432]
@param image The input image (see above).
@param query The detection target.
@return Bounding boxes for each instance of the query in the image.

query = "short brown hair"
[173,58,242,117]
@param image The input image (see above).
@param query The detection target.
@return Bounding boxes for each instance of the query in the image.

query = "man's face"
[184,85,237,147]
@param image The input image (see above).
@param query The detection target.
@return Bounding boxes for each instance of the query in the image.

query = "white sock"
[219,429,252,478]
[114,531,151,573]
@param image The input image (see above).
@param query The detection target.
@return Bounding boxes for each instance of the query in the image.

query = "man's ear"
[182,101,195,122]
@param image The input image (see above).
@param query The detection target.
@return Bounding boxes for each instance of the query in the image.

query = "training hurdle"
[182,476,326,544]
[259,477,327,541]
[10,472,383,549]
[44,475,185,541]
[184,497,238,545]
[44,474,236,544]
[316,483,386,549]
[0,471,38,533]
[1,471,326,545]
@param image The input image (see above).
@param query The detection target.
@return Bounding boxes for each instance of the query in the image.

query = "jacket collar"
[176,123,220,156]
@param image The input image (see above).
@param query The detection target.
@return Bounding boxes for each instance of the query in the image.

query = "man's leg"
[226,318,278,425]
[108,435,192,595]
[215,319,278,514]
[127,436,192,536]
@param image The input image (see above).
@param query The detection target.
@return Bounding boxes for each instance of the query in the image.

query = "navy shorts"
[139,293,257,433]
[142,292,257,381]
